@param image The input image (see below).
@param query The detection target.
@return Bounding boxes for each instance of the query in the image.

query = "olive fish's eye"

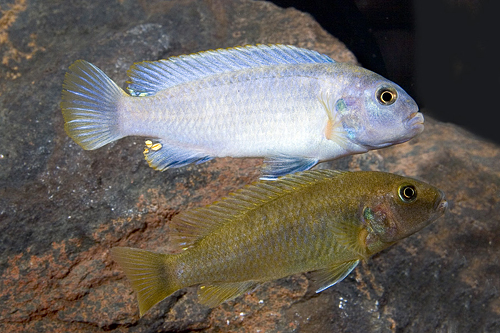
[376,87,397,105]
[398,184,417,203]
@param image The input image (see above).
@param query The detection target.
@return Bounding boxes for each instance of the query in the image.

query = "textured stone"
[0,0,499,332]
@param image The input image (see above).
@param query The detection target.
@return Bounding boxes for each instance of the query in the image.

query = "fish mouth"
[434,190,448,215]
[367,112,424,148]
[416,197,447,232]
[436,199,448,213]
[406,112,425,133]
[405,111,424,132]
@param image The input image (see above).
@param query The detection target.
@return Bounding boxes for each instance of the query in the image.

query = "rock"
[0,0,499,332]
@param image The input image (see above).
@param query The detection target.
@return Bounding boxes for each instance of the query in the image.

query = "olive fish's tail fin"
[111,247,180,317]
[61,60,127,150]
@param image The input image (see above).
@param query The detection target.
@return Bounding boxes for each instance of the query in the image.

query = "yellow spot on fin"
[198,281,257,307]
[151,143,162,151]
[142,139,212,171]
[144,140,153,155]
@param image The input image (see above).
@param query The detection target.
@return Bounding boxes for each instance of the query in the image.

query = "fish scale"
[112,170,447,315]
[178,181,338,283]
[61,45,423,178]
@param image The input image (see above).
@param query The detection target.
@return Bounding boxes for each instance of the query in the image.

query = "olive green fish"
[112,170,447,316]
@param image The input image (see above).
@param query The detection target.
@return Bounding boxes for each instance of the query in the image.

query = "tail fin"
[61,60,126,150]
[111,247,180,316]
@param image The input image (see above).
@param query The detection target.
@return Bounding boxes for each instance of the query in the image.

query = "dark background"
[270,0,500,145]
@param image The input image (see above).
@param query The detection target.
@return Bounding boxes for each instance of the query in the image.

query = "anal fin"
[198,281,257,307]
[143,139,212,171]
[311,259,360,293]
[262,156,318,180]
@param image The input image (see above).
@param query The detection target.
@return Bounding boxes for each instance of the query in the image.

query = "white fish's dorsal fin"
[168,169,346,251]
[126,44,335,96]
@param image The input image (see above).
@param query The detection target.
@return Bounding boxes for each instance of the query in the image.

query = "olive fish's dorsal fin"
[197,281,258,308]
[126,44,335,96]
[311,259,360,293]
[168,169,347,251]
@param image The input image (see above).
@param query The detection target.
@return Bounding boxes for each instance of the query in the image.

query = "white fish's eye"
[376,87,397,105]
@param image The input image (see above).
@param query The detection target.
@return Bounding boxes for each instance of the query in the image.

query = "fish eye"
[398,184,417,202]
[376,87,397,105]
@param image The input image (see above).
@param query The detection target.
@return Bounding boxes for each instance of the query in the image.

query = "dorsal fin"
[168,169,346,251]
[126,44,335,96]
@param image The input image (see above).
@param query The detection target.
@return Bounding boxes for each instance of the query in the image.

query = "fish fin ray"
[198,281,257,307]
[311,260,360,293]
[111,247,179,316]
[331,222,369,259]
[261,156,318,180]
[168,169,346,251]
[318,92,352,149]
[61,60,126,150]
[143,139,212,171]
[126,44,335,95]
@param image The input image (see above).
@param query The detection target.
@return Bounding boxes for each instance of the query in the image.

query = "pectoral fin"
[331,222,369,259]
[197,281,257,307]
[311,259,360,293]
[318,91,352,149]
[262,156,318,180]
[143,139,212,171]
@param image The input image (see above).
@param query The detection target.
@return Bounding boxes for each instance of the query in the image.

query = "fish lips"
[434,190,448,214]
[353,110,425,150]
[424,191,448,228]
[405,111,425,134]
[378,111,425,147]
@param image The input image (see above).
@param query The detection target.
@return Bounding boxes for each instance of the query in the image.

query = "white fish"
[61,44,423,179]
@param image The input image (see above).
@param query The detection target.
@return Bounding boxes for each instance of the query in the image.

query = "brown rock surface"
[0,0,498,332]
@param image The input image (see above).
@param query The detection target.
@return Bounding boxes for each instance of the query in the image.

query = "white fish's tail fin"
[61,60,127,150]
[111,247,180,317]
